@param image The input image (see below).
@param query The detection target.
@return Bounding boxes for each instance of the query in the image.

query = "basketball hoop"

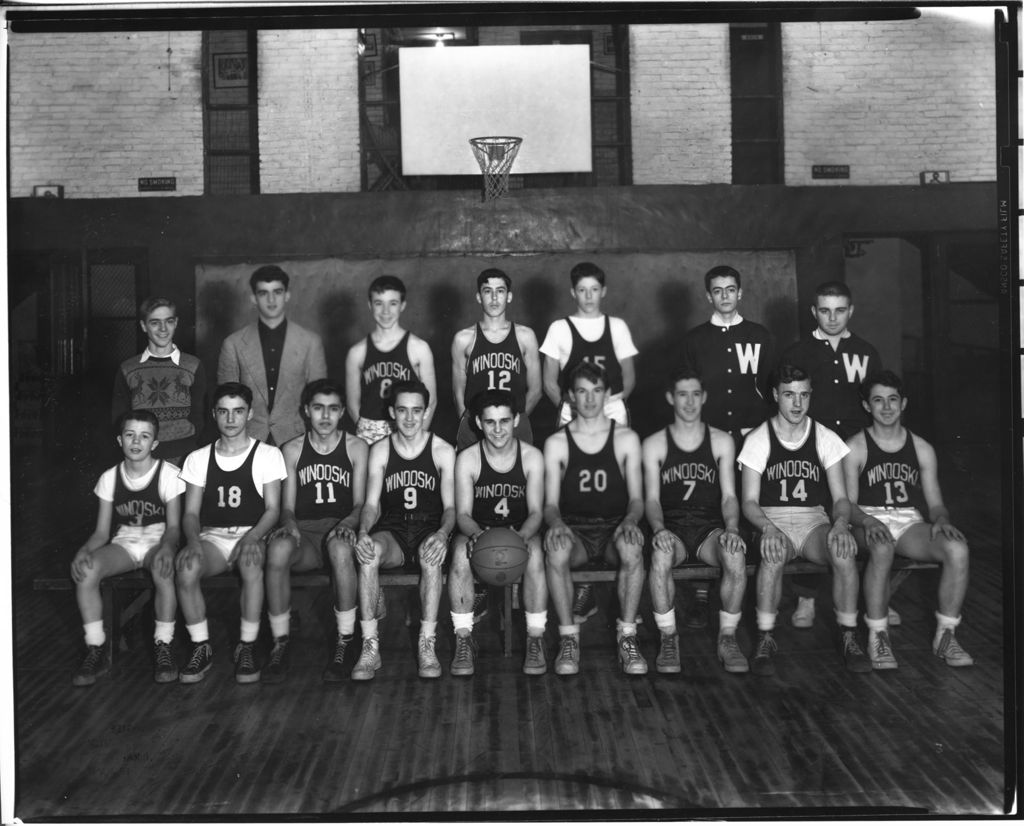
[469,136,522,202]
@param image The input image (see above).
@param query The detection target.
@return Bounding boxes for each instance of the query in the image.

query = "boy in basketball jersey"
[843,370,973,669]
[71,409,185,686]
[346,276,438,445]
[351,380,456,680]
[539,261,638,427]
[781,281,882,629]
[543,361,646,676]
[642,367,749,674]
[737,364,870,676]
[448,389,548,676]
[263,379,369,683]
[176,382,287,684]
[451,268,541,450]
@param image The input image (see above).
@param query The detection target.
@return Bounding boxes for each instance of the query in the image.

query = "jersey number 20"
[578,469,607,493]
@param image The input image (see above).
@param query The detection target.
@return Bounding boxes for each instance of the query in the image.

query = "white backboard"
[399,44,592,175]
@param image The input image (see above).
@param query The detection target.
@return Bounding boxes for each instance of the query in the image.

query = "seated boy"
[71,409,185,686]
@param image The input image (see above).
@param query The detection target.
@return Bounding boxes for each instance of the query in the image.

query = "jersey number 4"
[777,478,808,503]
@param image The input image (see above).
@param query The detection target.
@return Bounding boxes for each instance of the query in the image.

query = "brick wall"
[8,31,204,198]
[782,12,995,185]
[257,29,361,193]
[629,25,732,184]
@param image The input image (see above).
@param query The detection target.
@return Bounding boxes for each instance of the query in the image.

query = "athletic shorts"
[456,411,534,451]
[110,524,166,566]
[859,506,926,544]
[298,517,341,557]
[356,417,392,446]
[200,525,258,561]
[372,514,445,569]
[663,512,724,562]
[762,506,830,557]
[564,516,621,568]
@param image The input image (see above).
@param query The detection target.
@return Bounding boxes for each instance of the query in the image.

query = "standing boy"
[263,379,369,683]
[71,409,185,686]
[352,380,456,680]
[218,265,327,446]
[843,370,973,669]
[176,383,287,684]
[346,275,438,444]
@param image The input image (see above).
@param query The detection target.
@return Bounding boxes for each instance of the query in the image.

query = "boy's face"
[305,392,344,437]
[813,294,853,337]
[390,391,427,438]
[863,384,906,426]
[477,278,511,317]
[774,380,812,426]
[476,404,518,450]
[706,276,741,316]
[667,378,706,422]
[369,289,406,329]
[570,276,606,316]
[117,419,159,459]
[251,280,289,323]
[214,395,254,437]
[141,306,177,351]
[570,376,607,419]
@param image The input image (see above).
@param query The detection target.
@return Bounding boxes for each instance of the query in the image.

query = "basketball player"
[263,379,369,683]
[543,361,646,676]
[843,370,973,669]
[346,275,438,445]
[737,364,870,676]
[218,265,327,446]
[113,297,206,463]
[781,281,882,629]
[642,367,749,674]
[351,380,456,680]
[448,389,548,676]
[176,383,287,684]
[680,264,774,630]
[451,267,541,450]
[71,409,185,686]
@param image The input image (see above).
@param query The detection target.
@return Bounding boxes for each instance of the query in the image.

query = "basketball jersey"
[112,461,166,529]
[379,434,443,520]
[360,332,414,420]
[561,316,623,395]
[760,420,830,508]
[201,441,267,527]
[560,423,628,519]
[294,435,355,521]
[472,442,528,530]
[464,324,528,411]
[857,429,929,512]
[659,426,720,522]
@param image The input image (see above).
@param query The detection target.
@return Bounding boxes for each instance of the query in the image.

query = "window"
[203,30,259,194]
[730,23,783,184]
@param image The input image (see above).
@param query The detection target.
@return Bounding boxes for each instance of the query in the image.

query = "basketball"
[470,527,528,586]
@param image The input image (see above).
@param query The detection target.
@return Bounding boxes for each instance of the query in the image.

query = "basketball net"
[469,136,522,202]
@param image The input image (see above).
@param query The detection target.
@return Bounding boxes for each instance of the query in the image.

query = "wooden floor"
[9,443,1013,818]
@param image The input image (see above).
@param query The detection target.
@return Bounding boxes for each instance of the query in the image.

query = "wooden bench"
[33,557,936,665]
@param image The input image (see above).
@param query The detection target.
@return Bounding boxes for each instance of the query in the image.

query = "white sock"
[558,624,580,637]
[240,619,260,644]
[186,620,209,643]
[153,620,175,645]
[525,611,547,636]
[616,619,637,640]
[83,620,105,647]
[336,607,357,637]
[654,609,677,635]
[865,615,888,634]
[360,619,378,639]
[718,610,741,636]
[268,611,290,639]
[451,611,474,634]
[835,609,858,629]
[756,610,777,632]
[420,620,437,639]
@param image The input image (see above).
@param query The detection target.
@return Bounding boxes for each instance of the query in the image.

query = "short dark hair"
[388,378,430,410]
[476,268,512,291]
[471,388,519,419]
[570,262,605,288]
[773,363,811,389]
[250,265,290,292]
[704,265,741,292]
[666,364,704,393]
[815,281,852,301]
[301,378,345,408]
[116,408,160,434]
[369,275,406,300]
[860,370,905,401]
[213,382,253,408]
[138,297,176,321]
[568,359,608,390]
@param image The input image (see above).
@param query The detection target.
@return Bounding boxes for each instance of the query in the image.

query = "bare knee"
[941,537,970,569]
